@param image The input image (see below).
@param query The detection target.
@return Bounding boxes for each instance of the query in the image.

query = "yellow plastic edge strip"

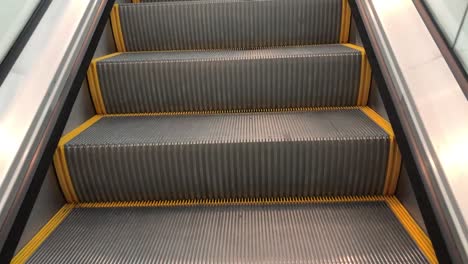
[87,52,121,114]
[386,197,438,263]
[53,116,103,203]
[110,4,126,52]
[105,106,362,117]
[77,195,387,208]
[360,107,401,195]
[339,0,352,43]
[11,205,74,264]
[341,43,372,106]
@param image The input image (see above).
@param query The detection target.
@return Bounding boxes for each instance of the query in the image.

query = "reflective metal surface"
[0,0,41,63]
[0,0,108,248]
[356,0,468,262]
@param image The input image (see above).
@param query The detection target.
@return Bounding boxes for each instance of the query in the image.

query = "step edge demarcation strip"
[86,52,121,114]
[386,197,438,264]
[360,107,402,195]
[76,195,388,208]
[110,4,126,52]
[53,116,103,203]
[11,204,74,264]
[104,106,362,117]
[340,0,352,43]
[342,43,372,106]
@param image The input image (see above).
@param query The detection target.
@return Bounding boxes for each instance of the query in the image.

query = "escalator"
[12,0,438,263]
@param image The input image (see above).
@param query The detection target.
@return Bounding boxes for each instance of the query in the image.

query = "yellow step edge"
[342,43,372,106]
[11,204,74,264]
[53,116,103,203]
[93,43,344,54]
[339,0,352,43]
[360,107,402,195]
[110,4,126,52]
[86,52,122,115]
[76,195,387,208]
[387,197,438,264]
[104,106,362,117]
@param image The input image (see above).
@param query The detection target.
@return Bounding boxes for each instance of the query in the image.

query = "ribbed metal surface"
[118,0,343,51]
[139,0,193,2]
[139,0,201,2]
[139,0,198,2]
[26,202,429,263]
[96,45,361,113]
[64,110,389,202]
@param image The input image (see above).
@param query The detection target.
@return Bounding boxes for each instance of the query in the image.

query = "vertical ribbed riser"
[117,0,345,51]
[65,139,389,202]
[95,46,363,114]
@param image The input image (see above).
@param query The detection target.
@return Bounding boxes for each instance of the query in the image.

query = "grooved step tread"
[69,109,385,145]
[99,45,360,63]
[14,198,435,264]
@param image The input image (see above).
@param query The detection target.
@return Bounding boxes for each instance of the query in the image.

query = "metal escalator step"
[53,108,398,203]
[110,0,351,51]
[88,44,371,114]
[13,197,436,263]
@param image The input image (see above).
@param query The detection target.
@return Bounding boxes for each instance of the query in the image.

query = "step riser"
[65,139,389,202]
[114,0,349,51]
[93,48,365,114]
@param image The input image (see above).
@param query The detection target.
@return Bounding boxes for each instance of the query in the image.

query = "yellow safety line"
[77,196,387,208]
[344,1,351,43]
[360,107,401,195]
[342,43,372,106]
[110,4,126,52]
[11,205,74,264]
[87,52,121,114]
[103,44,324,54]
[387,197,438,263]
[53,116,103,203]
[105,106,362,117]
[339,0,352,43]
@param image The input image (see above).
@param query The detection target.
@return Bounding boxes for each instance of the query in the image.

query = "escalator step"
[54,108,400,203]
[111,0,350,51]
[13,197,435,264]
[88,44,371,114]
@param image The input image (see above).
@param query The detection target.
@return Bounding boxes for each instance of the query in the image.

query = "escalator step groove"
[16,199,432,264]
